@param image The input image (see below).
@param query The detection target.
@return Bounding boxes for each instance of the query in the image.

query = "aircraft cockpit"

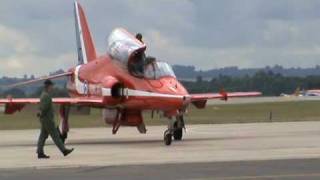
[144,58,176,80]
[107,28,176,79]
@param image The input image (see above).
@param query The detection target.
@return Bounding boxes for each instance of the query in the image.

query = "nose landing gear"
[173,116,184,141]
[163,115,185,146]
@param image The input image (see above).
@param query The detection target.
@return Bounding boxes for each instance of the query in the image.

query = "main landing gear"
[59,105,70,144]
[163,116,185,146]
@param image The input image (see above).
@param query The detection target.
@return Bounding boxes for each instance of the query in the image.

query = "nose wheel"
[164,129,172,145]
[163,115,185,146]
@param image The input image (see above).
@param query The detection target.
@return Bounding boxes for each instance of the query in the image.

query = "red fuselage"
[67,55,189,116]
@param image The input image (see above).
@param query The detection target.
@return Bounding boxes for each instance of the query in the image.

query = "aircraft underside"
[58,104,185,146]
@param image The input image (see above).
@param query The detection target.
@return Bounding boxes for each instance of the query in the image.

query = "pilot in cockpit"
[135,33,144,43]
[128,33,146,76]
[129,50,145,76]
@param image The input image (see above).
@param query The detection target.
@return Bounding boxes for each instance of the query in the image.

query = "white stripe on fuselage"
[126,89,183,98]
[102,87,111,96]
[75,65,87,94]
[101,87,184,99]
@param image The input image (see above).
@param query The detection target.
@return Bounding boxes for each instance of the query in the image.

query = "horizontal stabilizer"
[0,97,104,114]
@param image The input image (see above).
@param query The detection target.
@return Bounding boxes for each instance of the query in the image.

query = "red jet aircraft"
[0,2,261,145]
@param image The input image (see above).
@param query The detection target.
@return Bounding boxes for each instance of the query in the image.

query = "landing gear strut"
[112,109,122,134]
[59,105,70,143]
[173,115,184,140]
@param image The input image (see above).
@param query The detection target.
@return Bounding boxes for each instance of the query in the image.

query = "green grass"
[1,101,320,130]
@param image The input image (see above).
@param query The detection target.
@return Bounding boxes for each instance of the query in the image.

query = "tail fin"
[74,1,97,64]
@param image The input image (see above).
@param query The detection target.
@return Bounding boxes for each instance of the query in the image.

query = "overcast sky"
[1,0,320,77]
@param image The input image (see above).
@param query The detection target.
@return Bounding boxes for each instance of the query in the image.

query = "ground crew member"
[36,79,74,159]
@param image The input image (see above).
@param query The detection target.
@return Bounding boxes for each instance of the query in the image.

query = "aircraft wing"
[0,97,104,114]
[190,92,262,101]
[2,72,73,89]
[190,91,261,108]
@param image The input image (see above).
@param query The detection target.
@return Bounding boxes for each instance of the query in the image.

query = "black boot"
[38,153,50,159]
[63,148,74,156]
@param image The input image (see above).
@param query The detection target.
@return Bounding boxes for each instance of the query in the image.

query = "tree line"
[0,87,69,98]
[181,70,320,96]
[2,70,320,97]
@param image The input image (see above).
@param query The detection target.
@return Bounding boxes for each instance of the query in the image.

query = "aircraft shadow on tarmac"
[2,129,319,148]
[0,136,254,148]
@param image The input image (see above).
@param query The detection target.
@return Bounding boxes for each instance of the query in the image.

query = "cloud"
[144,30,256,69]
[0,23,75,77]
[0,24,35,56]
[0,52,75,77]
[1,0,320,76]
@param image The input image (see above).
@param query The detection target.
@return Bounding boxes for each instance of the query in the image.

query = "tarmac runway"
[2,159,320,180]
[1,121,320,179]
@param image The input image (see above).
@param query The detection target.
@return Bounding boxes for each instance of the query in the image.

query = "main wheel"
[173,122,183,140]
[164,130,172,145]
[173,128,183,140]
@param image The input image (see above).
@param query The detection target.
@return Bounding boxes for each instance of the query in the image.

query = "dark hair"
[136,33,142,41]
[44,79,54,88]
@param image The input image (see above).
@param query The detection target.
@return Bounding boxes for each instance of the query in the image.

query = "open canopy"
[106,28,176,79]
[107,28,146,63]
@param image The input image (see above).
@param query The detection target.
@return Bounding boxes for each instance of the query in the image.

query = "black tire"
[173,122,183,140]
[164,130,172,145]
[173,128,183,140]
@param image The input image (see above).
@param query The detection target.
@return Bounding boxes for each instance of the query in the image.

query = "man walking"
[37,79,74,159]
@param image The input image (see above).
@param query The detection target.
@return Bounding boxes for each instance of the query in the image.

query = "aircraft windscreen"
[107,28,146,63]
[144,61,176,79]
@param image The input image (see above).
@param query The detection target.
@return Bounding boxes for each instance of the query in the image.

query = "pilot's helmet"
[135,33,143,42]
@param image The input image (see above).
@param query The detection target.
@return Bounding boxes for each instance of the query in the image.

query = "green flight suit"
[37,91,66,154]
